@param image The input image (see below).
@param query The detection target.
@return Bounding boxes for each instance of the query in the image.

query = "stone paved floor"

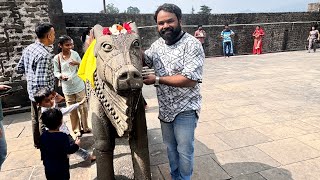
[1,50,320,179]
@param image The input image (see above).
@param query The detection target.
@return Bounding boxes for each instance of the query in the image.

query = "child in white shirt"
[34,87,95,162]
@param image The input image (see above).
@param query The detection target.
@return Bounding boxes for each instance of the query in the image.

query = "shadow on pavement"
[148,127,293,180]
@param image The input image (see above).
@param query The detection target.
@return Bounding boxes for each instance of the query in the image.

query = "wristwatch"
[154,76,160,87]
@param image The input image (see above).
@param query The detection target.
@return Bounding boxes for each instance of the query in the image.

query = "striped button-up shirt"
[17,41,55,101]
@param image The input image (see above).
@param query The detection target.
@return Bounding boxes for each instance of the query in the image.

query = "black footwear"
[83,128,92,134]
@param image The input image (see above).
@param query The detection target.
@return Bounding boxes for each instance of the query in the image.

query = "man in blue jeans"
[221,24,235,57]
[0,84,12,170]
[17,23,63,149]
[143,3,204,180]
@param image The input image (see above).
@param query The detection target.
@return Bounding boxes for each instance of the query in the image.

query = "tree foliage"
[198,5,212,15]
[100,3,119,14]
[124,6,140,14]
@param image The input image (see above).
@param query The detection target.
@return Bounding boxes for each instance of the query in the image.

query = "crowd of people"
[194,23,264,57]
[194,24,319,56]
[0,2,319,180]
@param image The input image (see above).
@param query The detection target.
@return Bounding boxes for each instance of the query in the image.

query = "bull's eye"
[132,40,140,48]
[102,43,113,52]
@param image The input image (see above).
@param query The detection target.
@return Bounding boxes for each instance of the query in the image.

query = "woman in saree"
[252,26,265,55]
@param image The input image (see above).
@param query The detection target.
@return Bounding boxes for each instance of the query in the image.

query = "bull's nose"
[119,71,141,80]
[116,65,143,91]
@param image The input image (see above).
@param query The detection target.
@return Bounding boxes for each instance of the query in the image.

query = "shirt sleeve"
[75,51,82,62]
[35,54,55,91]
[60,103,80,115]
[144,44,155,68]
[181,40,204,82]
[64,134,79,154]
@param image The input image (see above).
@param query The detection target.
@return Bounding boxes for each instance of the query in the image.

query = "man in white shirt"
[143,3,204,180]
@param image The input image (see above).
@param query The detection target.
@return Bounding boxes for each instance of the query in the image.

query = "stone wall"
[0,0,320,108]
[308,3,320,12]
[0,0,66,108]
[65,12,320,57]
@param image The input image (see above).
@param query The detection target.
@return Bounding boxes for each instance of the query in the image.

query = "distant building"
[308,1,320,12]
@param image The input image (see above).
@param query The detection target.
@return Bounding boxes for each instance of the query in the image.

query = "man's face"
[39,94,55,108]
[198,27,203,30]
[156,10,182,43]
[47,27,55,45]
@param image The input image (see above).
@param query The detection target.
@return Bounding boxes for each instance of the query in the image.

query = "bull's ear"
[93,24,104,39]
[129,22,138,34]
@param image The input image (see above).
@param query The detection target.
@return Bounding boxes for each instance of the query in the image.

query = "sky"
[61,0,318,14]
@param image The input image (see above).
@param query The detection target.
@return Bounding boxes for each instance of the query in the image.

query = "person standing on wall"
[252,25,265,55]
[221,24,235,57]
[307,25,320,53]
[17,22,63,149]
[143,3,204,180]
[194,25,206,55]
[0,84,12,170]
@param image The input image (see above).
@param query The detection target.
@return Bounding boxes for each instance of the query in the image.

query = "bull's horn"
[93,24,104,38]
[129,22,138,33]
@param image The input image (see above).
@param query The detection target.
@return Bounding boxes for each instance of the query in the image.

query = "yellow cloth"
[78,39,97,88]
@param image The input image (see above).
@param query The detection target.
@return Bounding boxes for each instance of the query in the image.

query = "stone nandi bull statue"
[88,23,151,179]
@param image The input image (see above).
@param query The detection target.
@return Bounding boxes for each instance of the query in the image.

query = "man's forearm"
[160,75,197,87]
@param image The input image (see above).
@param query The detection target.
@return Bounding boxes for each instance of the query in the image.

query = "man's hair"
[35,23,53,39]
[34,87,52,104]
[154,3,182,23]
[42,108,63,130]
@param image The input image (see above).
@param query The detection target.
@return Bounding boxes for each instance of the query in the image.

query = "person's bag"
[55,54,62,87]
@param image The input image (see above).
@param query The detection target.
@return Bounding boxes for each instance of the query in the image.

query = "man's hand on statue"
[143,74,156,85]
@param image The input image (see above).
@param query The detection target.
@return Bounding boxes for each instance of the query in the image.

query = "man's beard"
[159,24,182,45]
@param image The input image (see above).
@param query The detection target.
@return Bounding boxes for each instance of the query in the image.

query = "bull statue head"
[93,23,143,92]
[91,23,144,137]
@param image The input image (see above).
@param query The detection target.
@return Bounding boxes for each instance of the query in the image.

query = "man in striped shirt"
[17,23,57,149]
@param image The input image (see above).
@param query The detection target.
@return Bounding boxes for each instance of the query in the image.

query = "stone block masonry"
[65,12,320,57]
[0,0,66,108]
